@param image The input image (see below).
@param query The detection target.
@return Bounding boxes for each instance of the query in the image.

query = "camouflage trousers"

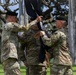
[26,65,46,75]
[2,58,21,75]
[50,65,73,75]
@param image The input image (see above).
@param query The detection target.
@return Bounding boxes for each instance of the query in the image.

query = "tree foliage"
[0,0,19,23]
[0,0,69,22]
[42,0,69,17]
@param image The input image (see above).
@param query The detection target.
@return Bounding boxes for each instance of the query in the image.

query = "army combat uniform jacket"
[19,28,41,65]
[41,30,72,66]
[1,20,37,62]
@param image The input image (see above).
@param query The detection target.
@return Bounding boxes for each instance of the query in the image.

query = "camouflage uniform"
[1,20,38,75]
[41,30,73,75]
[19,28,47,75]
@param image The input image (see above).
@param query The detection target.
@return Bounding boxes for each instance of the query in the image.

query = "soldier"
[18,18,48,75]
[1,11,42,75]
[35,16,73,75]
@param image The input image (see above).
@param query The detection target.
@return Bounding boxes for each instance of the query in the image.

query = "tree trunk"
[68,0,76,64]
[19,0,24,24]
[19,0,29,75]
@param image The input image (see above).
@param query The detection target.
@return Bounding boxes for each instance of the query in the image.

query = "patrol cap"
[6,11,18,16]
[56,16,67,21]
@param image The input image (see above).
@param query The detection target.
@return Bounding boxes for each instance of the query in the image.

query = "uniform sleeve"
[41,31,60,46]
[5,20,37,32]
[18,42,26,62]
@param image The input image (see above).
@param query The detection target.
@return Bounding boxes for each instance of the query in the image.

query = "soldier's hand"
[36,16,43,22]
[34,31,45,39]
[40,31,45,36]
[34,31,41,39]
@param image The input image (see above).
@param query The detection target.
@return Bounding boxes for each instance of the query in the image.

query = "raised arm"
[34,31,60,46]
[5,16,43,32]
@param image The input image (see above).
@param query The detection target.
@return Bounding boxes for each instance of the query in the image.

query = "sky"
[0,0,48,18]
[0,0,19,11]
[0,0,19,17]
[0,0,48,12]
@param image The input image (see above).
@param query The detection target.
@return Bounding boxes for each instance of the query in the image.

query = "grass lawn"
[0,64,76,75]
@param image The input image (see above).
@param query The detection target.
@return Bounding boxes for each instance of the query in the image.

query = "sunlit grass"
[0,64,76,75]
